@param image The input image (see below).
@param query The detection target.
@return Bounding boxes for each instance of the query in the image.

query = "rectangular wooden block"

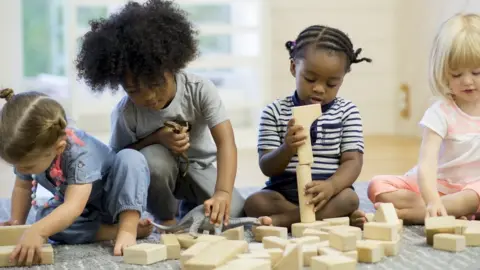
[463,226,480,246]
[302,244,318,267]
[433,233,466,252]
[311,254,357,270]
[180,241,212,268]
[160,234,181,259]
[343,250,358,260]
[363,239,400,256]
[296,164,316,223]
[237,252,270,261]
[329,230,356,252]
[318,246,341,256]
[329,226,362,241]
[356,240,384,263]
[323,217,350,226]
[184,240,248,270]
[363,222,398,241]
[290,236,321,245]
[0,244,54,267]
[176,233,197,249]
[365,213,375,222]
[425,216,455,245]
[222,226,245,240]
[0,225,46,246]
[291,221,329,238]
[254,226,288,241]
[454,219,469,235]
[266,248,284,266]
[292,104,321,165]
[123,243,167,265]
[215,258,271,270]
[273,243,302,270]
[263,236,289,250]
[302,228,330,241]
[373,203,399,223]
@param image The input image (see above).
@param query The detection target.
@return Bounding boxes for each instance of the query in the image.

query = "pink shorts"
[368,175,480,212]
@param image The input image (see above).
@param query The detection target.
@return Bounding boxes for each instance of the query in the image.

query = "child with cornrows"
[244,24,371,228]
[0,88,152,266]
[367,13,480,224]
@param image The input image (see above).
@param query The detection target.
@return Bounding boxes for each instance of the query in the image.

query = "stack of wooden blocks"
[0,225,54,267]
[426,215,480,252]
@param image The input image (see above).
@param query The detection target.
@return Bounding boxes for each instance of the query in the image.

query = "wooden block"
[291,221,329,238]
[318,246,341,256]
[365,213,375,222]
[176,233,197,249]
[273,243,303,270]
[373,203,399,223]
[160,234,181,259]
[240,248,282,266]
[433,233,466,252]
[254,226,288,241]
[329,230,356,252]
[323,217,350,226]
[302,228,330,241]
[266,248,283,265]
[0,244,53,267]
[262,236,289,249]
[397,219,404,233]
[0,225,43,246]
[356,240,384,263]
[296,164,316,223]
[184,240,248,270]
[320,225,351,233]
[290,236,321,245]
[196,234,226,243]
[425,216,455,245]
[363,222,398,241]
[248,242,265,252]
[363,239,400,256]
[454,219,469,235]
[329,226,362,241]
[343,250,358,260]
[237,252,270,260]
[291,104,322,165]
[463,226,480,246]
[215,258,271,270]
[310,254,357,270]
[123,243,167,265]
[180,241,212,268]
[302,244,318,267]
[222,226,245,240]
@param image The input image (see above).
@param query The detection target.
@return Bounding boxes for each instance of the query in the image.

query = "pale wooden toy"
[296,164,316,223]
[302,244,319,267]
[254,226,288,241]
[363,222,398,241]
[454,219,469,234]
[160,233,181,259]
[262,236,289,249]
[323,217,350,226]
[328,226,362,241]
[302,228,329,241]
[363,239,400,256]
[221,226,244,240]
[343,250,358,260]
[180,241,212,269]
[183,240,248,270]
[433,233,466,252]
[310,254,357,270]
[463,226,480,246]
[215,258,271,270]
[123,243,167,265]
[243,248,283,266]
[373,203,399,224]
[329,230,356,252]
[365,213,375,222]
[273,243,303,270]
[424,216,455,245]
[0,244,54,267]
[290,235,322,245]
[291,221,329,237]
[237,252,270,261]
[356,240,384,263]
[0,225,36,246]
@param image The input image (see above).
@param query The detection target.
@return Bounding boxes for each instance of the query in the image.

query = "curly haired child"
[367,13,480,224]
[0,88,152,265]
[75,0,245,227]
[244,25,371,228]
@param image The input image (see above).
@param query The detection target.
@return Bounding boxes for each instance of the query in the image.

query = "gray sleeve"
[109,98,138,152]
[13,168,33,181]
[197,79,229,128]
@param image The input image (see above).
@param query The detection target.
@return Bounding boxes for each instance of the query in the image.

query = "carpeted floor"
[2,182,480,269]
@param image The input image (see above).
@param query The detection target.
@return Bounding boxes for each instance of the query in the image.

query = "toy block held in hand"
[296,164,316,223]
[323,217,350,226]
[273,243,303,270]
[425,216,455,245]
[291,104,322,165]
[180,241,212,268]
[310,254,357,270]
[433,233,466,252]
[263,236,290,249]
[123,243,167,265]
[463,226,480,246]
[329,230,356,252]
[160,233,181,259]
[254,226,288,241]
[184,240,248,270]
[0,244,54,267]
[363,222,398,241]
[356,240,384,263]
[302,244,318,267]
[215,258,271,270]
[291,221,329,237]
[222,226,244,240]
[373,203,399,224]
[0,225,46,246]
[302,228,330,241]
[363,239,400,257]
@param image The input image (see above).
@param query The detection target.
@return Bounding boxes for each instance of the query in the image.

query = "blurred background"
[0,0,479,198]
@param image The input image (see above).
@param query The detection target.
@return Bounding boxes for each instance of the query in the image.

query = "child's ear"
[55,139,67,155]
[290,59,296,77]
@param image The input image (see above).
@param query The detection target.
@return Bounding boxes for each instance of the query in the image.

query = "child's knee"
[113,149,150,187]
[338,188,359,212]
[244,192,268,215]
[368,175,394,203]
[140,144,178,178]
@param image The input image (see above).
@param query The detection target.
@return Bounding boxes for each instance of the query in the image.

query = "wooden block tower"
[292,104,322,223]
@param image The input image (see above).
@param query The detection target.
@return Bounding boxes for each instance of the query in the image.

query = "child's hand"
[204,191,231,226]
[283,118,307,153]
[155,127,190,154]
[9,227,46,266]
[0,220,19,226]
[305,180,335,212]
[425,200,448,218]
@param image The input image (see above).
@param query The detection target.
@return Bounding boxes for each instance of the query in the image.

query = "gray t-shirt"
[109,71,228,167]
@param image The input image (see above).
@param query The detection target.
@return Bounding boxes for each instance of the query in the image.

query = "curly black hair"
[75,0,198,92]
[285,25,372,72]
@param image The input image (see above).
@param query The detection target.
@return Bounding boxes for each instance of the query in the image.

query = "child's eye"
[451,73,461,78]
[327,84,337,88]
[303,76,315,83]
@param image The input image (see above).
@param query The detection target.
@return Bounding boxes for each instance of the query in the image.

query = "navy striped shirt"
[258,93,364,186]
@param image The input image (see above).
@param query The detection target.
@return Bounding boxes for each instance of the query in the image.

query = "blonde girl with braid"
[0,89,152,266]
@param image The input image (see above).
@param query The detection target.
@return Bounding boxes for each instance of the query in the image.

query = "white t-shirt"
[406,99,480,190]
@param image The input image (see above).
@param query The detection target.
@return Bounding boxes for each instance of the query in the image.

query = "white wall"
[0,1,22,93]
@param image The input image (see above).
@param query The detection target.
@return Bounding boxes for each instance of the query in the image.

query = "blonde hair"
[429,13,480,98]
[0,88,67,163]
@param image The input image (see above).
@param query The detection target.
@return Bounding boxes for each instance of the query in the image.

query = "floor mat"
[1,182,480,269]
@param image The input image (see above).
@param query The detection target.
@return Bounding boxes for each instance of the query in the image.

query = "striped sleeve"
[257,103,282,151]
[340,103,364,153]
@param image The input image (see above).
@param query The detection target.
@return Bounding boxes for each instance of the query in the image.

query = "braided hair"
[285,25,372,72]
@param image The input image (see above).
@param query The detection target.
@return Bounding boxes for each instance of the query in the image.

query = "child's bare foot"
[257,216,273,226]
[137,219,154,239]
[114,229,137,256]
[350,210,367,228]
